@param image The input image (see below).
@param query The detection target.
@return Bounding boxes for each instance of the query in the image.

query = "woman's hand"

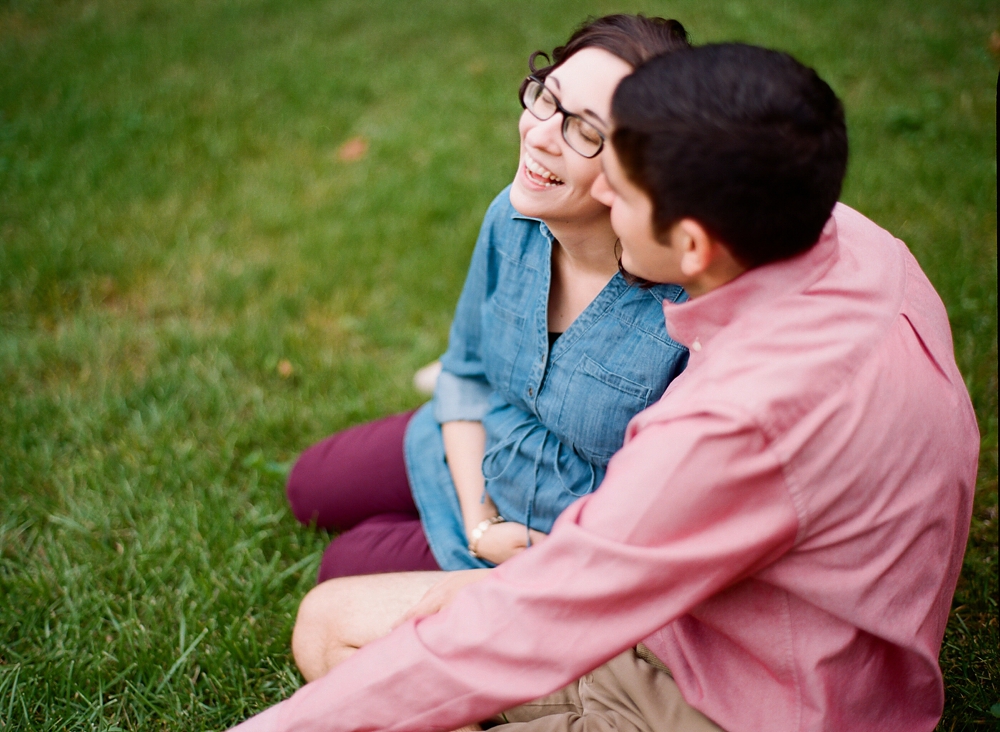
[474,521,548,565]
[392,569,492,629]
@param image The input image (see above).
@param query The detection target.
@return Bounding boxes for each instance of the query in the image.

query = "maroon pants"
[286,411,440,583]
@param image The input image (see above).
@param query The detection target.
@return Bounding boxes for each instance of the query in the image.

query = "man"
[232,43,978,732]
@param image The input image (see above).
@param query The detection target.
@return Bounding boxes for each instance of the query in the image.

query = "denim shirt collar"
[510,211,679,306]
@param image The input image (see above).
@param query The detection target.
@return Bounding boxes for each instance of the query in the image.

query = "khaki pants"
[487,647,725,732]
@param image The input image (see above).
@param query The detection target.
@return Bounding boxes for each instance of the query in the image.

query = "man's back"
[630,203,979,730]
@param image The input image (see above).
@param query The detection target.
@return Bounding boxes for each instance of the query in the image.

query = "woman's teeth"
[524,153,564,187]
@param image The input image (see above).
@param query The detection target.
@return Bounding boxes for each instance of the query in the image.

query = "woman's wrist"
[463,505,498,538]
[468,515,505,559]
[461,493,499,540]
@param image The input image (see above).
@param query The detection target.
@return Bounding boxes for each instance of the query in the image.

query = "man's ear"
[672,218,747,292]
[672,218,716,278]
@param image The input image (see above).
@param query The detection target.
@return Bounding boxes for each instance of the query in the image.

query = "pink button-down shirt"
[233,204,978,732]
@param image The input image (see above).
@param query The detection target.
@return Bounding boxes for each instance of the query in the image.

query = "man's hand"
[393,569,492,628]
[474,521,548,565]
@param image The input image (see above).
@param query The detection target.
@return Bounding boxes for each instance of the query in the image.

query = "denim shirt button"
[528,386,534,397]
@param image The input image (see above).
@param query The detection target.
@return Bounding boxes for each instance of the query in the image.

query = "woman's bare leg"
[291,570,447,681]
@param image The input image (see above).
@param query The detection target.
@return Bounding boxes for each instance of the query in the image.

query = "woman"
[286,14,690,581]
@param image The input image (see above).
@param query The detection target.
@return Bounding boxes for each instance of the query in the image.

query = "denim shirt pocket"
[557,354,653,464]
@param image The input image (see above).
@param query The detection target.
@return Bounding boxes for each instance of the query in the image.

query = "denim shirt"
[404,187,688,570]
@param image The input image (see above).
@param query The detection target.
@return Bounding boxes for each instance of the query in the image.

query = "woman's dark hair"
[612,43,848,269]
[518,15,689,102]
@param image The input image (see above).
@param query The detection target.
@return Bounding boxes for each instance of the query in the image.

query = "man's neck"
[683,251,748,298]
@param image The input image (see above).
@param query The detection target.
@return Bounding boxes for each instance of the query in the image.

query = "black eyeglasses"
[520,76,606,158]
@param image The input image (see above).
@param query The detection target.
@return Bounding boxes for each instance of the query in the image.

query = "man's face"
[591,145,685,285]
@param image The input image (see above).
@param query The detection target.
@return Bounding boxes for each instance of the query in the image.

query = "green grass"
[0,0,996,728]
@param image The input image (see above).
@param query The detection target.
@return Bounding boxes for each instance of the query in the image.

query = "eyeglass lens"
[522,80,603,158]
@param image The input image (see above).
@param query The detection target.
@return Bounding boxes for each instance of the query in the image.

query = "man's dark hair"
[611,43,848,268]
[519,14,689,102]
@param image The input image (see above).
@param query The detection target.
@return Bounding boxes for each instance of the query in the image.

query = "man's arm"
[231,412,798,732]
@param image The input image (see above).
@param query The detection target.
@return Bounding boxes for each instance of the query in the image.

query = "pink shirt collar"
[663,212,841,353]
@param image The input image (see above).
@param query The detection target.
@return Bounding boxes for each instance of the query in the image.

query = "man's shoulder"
[644,202,968,446]
[643,206,918,435]
[831,202,959,375]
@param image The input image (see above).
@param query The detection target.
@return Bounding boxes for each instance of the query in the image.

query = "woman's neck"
[545,216,621,333]
[543,217,620,279]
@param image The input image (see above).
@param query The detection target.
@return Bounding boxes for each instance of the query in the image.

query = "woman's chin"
[509,176,606,227]
[508,178,551,218]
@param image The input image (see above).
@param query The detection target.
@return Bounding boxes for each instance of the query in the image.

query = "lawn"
[0,0,996,729]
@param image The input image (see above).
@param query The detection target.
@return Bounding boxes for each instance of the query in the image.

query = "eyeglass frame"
[519,75,606,159]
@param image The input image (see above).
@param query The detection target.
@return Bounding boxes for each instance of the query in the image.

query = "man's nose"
[591,172,614,206]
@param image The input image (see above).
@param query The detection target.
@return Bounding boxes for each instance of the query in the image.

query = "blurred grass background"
[0,0,996,729]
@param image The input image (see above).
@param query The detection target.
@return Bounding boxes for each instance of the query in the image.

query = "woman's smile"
[522,152,565,188]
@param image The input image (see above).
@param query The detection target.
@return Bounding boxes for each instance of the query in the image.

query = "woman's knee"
[285,412,417,530]
[286,446,329,526]
[284,430,367,528]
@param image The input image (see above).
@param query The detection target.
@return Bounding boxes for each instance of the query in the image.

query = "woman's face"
[509,47,633,228]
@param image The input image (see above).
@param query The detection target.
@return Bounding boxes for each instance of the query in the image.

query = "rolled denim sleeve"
[432,193,507,423]
[433,370,493,422]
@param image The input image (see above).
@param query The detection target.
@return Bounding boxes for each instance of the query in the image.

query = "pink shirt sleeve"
[231,413,800,732]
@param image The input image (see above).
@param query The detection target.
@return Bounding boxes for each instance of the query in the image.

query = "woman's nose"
[523,111,564,153]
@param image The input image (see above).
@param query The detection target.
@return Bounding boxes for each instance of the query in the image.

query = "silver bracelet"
[468,515,505,558]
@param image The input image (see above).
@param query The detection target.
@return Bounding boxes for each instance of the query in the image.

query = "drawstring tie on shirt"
[482,421,599,547]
